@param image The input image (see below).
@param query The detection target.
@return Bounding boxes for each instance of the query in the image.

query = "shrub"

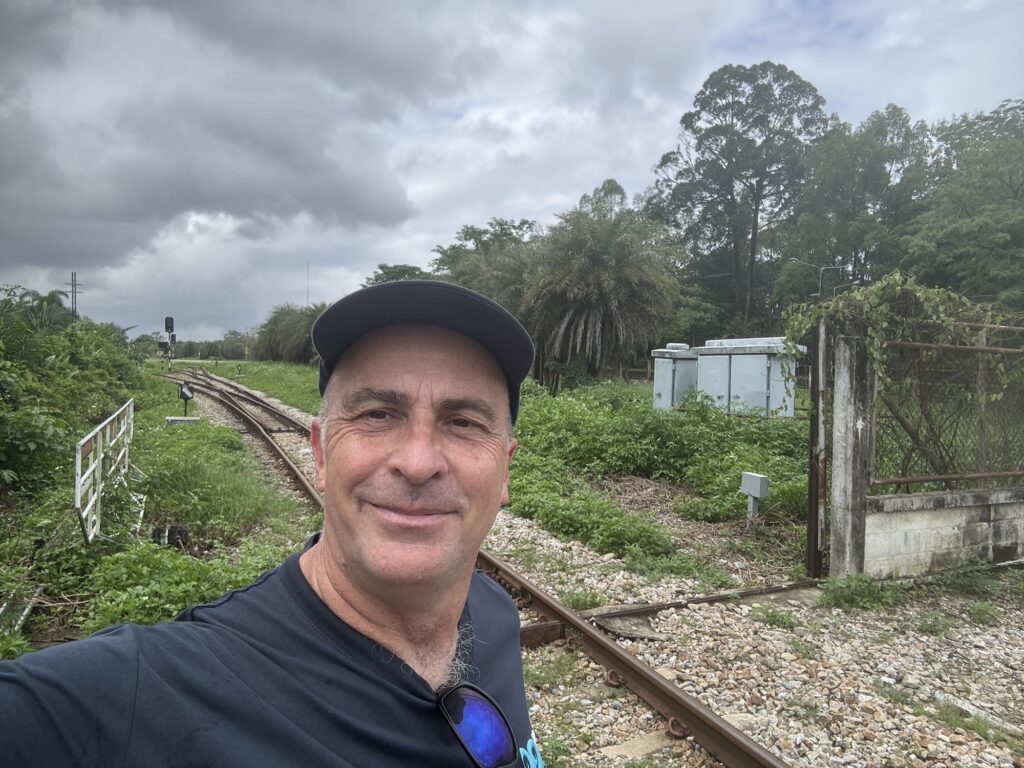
[818,575,906,611]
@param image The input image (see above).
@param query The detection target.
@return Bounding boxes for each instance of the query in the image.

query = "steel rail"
[183,372,791,768]
[477,551,790,768]
[187,369,311,433]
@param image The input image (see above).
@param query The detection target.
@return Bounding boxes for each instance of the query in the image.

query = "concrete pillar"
[830,336,871,576]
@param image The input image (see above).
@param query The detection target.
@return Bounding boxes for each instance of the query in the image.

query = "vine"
[785,271,1024,391]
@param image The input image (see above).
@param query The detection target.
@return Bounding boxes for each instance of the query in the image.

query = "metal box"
[693,337,804,417]
[651,343,697,410]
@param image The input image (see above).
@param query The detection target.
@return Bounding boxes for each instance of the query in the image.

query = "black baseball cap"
[311,281,535,423]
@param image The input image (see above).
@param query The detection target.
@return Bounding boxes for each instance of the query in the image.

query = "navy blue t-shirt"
[0,552,541,767]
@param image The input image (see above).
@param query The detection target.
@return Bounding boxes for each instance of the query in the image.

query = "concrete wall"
[863,488,1024,578]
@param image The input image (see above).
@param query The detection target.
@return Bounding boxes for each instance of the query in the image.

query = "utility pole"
[66,271,83,319]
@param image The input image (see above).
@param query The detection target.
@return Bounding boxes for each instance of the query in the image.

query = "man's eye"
[450,417,478,429]
[364,410,390,420]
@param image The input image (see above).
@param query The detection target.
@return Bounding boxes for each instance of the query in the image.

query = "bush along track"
[3,372,319,658]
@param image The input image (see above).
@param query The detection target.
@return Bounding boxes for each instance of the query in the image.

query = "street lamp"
[789,258,843,297]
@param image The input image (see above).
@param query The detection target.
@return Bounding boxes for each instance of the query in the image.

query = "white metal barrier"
[74,399,134,542]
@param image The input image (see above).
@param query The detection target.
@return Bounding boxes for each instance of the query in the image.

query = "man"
[0,281,544,767]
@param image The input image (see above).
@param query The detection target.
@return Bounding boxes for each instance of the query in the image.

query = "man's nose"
[388,418,446,484]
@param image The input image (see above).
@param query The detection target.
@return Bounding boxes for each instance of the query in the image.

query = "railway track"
[167,369,793,768]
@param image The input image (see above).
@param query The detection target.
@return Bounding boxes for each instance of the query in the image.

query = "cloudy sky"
[1,0,1021,340]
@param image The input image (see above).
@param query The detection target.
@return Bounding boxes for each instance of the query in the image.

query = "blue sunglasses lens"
[439,686,516,768]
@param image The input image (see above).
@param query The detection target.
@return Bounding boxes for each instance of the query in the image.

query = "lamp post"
[789,258,843,297]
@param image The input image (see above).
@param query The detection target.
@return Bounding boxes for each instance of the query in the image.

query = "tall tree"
[431,218,539,315]
[523,180,677,382]
[653,61,827,324]
[361,264,434,287]
[775,105,930,304]
[900,99,1024,309]
[253,302,327,364]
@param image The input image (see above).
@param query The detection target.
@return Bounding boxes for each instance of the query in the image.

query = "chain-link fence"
[869,324,1024,492]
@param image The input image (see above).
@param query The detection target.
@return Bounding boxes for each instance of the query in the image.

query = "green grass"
[967,601,1002,626]
[201,360,320,415]
[915,609,953,636]
[750,605,798,630]
[5,373,322,651]
[558,588,605,612]
[522,646,581,690]
[818,574,907,611]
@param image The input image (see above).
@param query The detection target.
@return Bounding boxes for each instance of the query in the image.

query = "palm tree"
[523,180,678,384]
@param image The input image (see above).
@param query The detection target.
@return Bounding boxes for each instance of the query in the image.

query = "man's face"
[311,324,516,592]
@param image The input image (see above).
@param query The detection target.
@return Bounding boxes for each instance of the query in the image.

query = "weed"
[1003,569,1024,601]
[929,701,1024,755]
[558,589,605,612]
[818,574,906,611]
[523,647,581,690]
[967,601,1002,626]
[875,681,914,707]
[750,605,798,630]
[0,630,33,660]
[789,697,821,723]
[915,609,953,636]
[927,566,999,600]
[213,361,320,415]
[789,637,819,659]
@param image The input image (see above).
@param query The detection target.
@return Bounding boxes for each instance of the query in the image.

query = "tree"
[653,62,827,324]
[900,100,1024,309]
[431,218,539,315]
[253,303,327,364]
[775,105,930,304]
[523,180,677,383]
[361,264,434,287]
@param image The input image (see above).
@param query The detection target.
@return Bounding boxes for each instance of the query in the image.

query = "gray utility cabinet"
[651,343,697,410]
[692,338,804,417]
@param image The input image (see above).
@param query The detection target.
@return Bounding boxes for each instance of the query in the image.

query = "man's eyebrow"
[440,397,499,424]
[340,388,410,411]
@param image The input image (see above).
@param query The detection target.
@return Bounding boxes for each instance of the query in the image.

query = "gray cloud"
[2,0,1020,339]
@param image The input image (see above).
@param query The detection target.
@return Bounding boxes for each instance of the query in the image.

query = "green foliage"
[967,601,1002,626]
[507,448,675,563]
[522,647,580,690]
[0,630,33,660]
[252,302,327,364]
[508,380,804,581]
[0,287,142,495]
[818,574,906,611]
[135,379,309,546]
[914,610,953,637]
[653,61,827,325]
[750,605,798,630]
[362,263,435,287]
[82,544,240,631]
[558,588,604,612]
[525,179,678,380]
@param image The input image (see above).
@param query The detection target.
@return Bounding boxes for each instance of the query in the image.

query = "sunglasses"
[437,683,519,768]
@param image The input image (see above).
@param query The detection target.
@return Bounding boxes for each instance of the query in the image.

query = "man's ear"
[310,419,327,493]
[500,438,517,507]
